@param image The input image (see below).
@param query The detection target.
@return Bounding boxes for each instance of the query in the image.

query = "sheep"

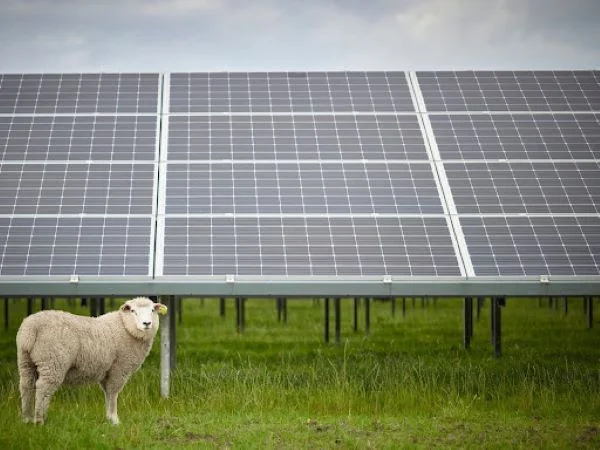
[16,296,167,425]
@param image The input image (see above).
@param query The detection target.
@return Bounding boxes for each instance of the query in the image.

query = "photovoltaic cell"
[429,113,600,160]
[169,72,414,113]
[167,114,427,161]
[0,115,158,161]
[0,73,160,114]
[0,216,152,276]
[418,71,600,112]
[0,162,155,215]
[161,216,461,276]
[460,216,600,276]
[445,161,600,214]
[165,162,443,215]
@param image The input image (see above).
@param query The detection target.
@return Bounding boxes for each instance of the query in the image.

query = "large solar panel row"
[0,70,599,284]
[0,73,160,277]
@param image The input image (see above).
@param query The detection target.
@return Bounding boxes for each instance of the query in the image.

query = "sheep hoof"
[108,416,120,425]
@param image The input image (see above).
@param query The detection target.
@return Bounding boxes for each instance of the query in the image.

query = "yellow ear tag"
[157,304,168,316]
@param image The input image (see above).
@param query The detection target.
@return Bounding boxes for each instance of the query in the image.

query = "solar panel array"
[159,72,463,277]
[0,74,159,276]
[418,70,600,277]
[0,70,599,286]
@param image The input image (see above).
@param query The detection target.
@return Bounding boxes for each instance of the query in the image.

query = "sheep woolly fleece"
[16,297,167,425]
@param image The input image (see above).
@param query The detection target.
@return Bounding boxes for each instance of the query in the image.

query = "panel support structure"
[160,299,170,398]
[324,298,330,343]
[491,297,505,358]
[3,297,8,330]
[334,297,341,345]
[464,297,473,349]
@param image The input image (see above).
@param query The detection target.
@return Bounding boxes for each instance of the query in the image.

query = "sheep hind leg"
[33,375,62,424]
[17,351,37,423]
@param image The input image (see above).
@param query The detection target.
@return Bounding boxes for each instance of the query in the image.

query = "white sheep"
[16,296,167,425]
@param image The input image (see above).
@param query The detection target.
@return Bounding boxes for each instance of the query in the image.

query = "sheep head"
[119,297,166,340]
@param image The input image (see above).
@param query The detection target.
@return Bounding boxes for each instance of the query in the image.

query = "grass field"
[0,297,599,449]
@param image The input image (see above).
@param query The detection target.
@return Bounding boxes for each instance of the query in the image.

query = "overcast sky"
[1,0,599,73]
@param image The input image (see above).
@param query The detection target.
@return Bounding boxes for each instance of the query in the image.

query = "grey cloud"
[0,0,598,72]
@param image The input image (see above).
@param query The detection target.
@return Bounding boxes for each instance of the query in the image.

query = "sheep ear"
[121,303,132,311]
[154,303,168,315]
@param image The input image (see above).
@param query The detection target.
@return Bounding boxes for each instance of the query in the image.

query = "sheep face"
[120,297,165,338]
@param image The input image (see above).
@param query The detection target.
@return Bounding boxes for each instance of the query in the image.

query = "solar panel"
[0,73,160,114]
[460,216,600,276]
[166,114,427,161]
[160,216,461,276]
[0,72,160,281]
[0,115,158,162]
[429,113,600,160]
[164,162,443,215]
[0,162,155,215]
[169,72,415,113]
[417,71,600,112]
[444,161,600,214]
[0,216,153,276]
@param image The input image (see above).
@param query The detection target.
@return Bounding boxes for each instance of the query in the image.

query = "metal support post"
[27,297,34,316]
[334,297,341,345]
[3,297,8,330]
[324,298,330,343]
[464,297,473,349]
[365,297,371,336]
[391,297,396,317]
[492,297,504,357]
[476,297,483,320]
[219,297,226,318]
[353,297,359,332]
[169,296,177,370]
[586,296,593,329]
[159,298,170,398]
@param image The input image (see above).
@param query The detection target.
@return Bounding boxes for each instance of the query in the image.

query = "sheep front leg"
[100,373,128,425]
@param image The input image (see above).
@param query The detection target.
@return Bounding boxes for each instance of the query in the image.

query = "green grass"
[1,297,599,449]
